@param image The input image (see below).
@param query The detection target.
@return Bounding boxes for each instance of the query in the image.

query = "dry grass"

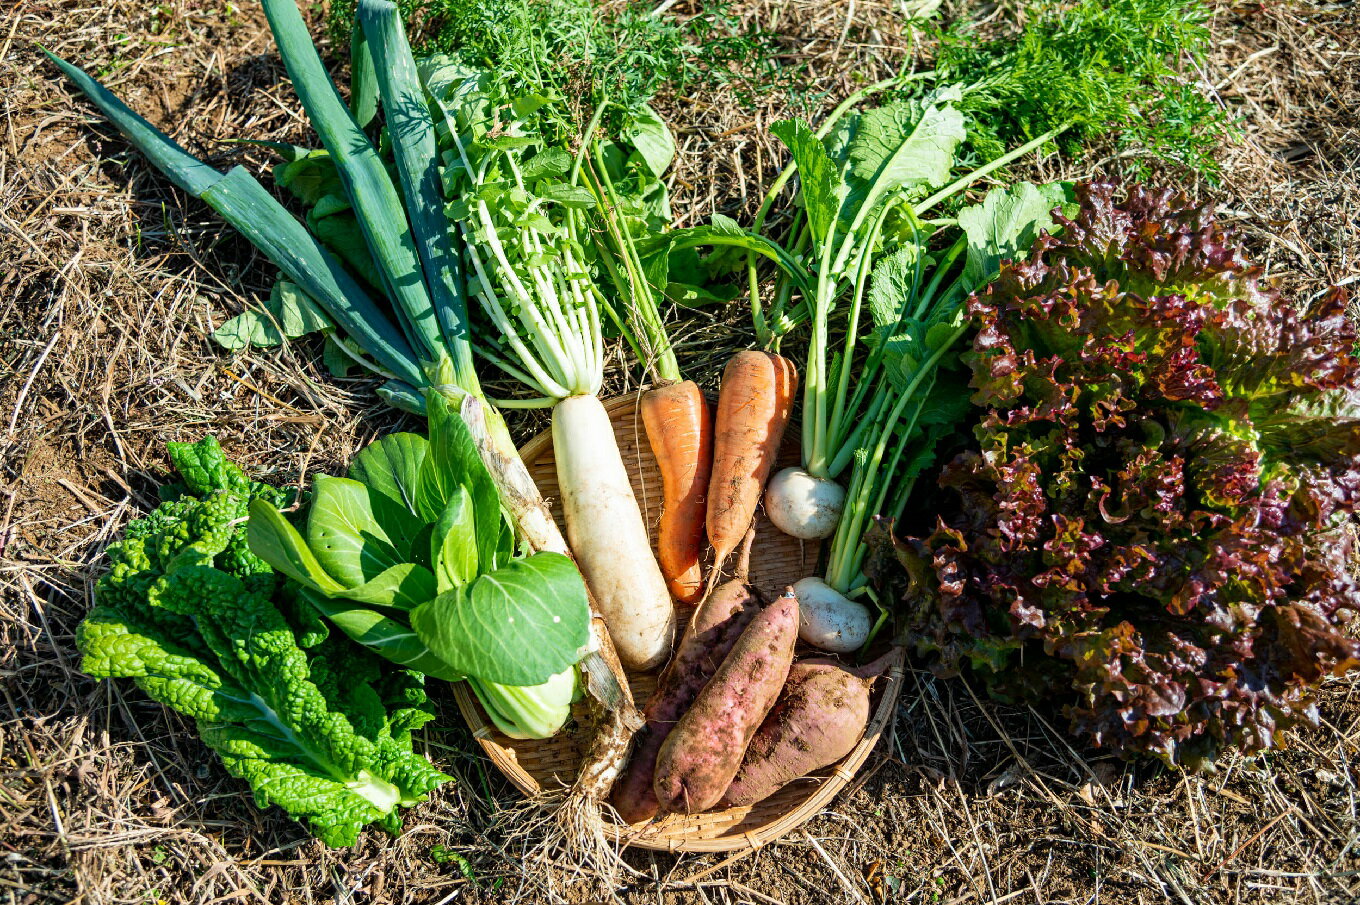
[2,1,1358,903]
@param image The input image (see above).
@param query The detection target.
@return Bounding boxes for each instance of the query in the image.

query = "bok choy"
[248,394,589,739]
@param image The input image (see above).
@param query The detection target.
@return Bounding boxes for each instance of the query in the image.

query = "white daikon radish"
[554,394,675,670]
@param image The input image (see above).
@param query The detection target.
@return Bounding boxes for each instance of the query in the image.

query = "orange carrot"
[641,380,713,604]
[705,351,798,582]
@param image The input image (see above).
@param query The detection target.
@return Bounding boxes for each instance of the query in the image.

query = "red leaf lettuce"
[881,182,1360,768]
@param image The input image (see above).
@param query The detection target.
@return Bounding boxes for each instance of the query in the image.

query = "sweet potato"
[718,649,902,809]
[611,531,762,824]
[652,590,799,815]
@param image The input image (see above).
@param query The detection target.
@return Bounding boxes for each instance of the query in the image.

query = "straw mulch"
[2,2,1357,903]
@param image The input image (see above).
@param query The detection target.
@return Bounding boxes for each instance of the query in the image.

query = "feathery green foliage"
[328,0,790,136]
[932,0,1231,179]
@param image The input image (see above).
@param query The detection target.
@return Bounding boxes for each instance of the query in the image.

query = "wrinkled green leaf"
[79,449,449,849]
[958,181,1066,291]
[867,246,923,330]
[537,182,598,209]
[847,90,965,203]
[214,280,335,350]
[520,148,572,182]
[771,118,838,246]
[625,104,675,177]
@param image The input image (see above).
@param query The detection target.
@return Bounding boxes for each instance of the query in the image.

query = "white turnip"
[764,466,846,539]
[792,576,871,653]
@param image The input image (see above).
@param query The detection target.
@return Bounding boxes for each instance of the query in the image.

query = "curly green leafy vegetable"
[77,437,450,847]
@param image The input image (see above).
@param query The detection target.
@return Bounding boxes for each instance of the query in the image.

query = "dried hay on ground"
[1,1,1357,903]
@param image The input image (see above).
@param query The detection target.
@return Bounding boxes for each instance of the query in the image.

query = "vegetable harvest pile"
[51,0,1358,862]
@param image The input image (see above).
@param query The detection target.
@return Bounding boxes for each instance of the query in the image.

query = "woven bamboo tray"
[451,393,905,852]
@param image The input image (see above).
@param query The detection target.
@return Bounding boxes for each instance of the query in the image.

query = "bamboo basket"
[452,393,905,852]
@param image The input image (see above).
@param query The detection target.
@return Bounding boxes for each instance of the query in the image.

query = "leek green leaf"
[377,381,428,415]
[349,20,379,127]
[358,0,475,384]
[46,48,423,386]
[261,0,444,365]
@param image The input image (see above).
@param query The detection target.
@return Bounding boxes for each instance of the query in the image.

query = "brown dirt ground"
[3,1,1359,904]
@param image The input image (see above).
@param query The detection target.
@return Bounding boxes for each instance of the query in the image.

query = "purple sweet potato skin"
[611,577,761,824]
[652,594,799,815]
[718,652,898,808]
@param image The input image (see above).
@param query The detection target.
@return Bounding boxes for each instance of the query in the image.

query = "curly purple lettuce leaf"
[879,182,1360,769]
